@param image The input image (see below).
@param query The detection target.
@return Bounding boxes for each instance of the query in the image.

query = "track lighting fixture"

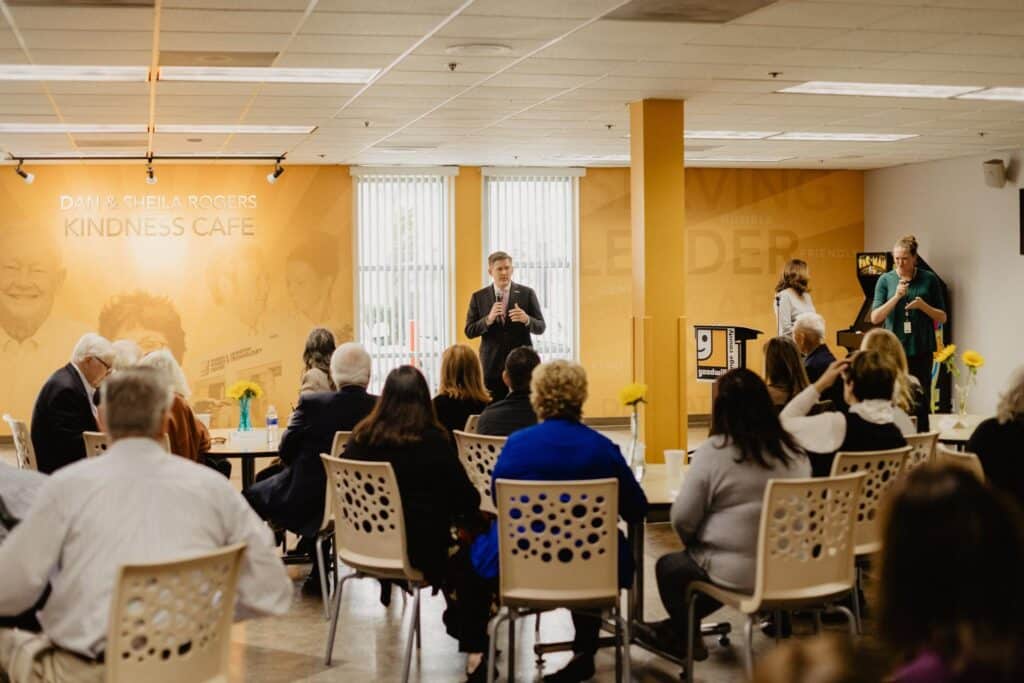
[267,159,284,184]
[15,160,34,184]
[145,158,157,185]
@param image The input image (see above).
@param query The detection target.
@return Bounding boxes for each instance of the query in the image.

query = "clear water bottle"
[265,405,279,445]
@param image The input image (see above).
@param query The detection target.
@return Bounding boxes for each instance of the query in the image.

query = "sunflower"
[226,380,263,400]
[962,350,985,369]
[619,383,648,407]
[933,344,956,364]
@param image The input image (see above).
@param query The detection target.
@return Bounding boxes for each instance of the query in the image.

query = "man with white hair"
[244,342,378,595]
[30,333,115,473]
[792,312,845,410]
[0,367,291,682]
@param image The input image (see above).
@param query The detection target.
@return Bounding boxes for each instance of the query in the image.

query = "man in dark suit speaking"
[464,251,545,400]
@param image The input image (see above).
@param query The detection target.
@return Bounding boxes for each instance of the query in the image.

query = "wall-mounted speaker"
[984,158,1006,188]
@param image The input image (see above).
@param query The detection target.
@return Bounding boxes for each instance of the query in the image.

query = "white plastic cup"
[664,449,685,483]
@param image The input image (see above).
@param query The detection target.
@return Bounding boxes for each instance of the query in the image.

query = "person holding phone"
[869,235,946,431]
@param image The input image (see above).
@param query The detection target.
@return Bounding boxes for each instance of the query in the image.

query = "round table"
[208,428,282,489]
[930,413,985,447]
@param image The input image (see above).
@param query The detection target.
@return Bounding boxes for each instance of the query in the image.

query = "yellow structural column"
[630,99,687,461]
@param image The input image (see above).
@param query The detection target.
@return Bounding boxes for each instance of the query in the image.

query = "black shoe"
[543,654,596,682]
[759,612,793,638]
[302,571,323,597]
[465,655,497,683]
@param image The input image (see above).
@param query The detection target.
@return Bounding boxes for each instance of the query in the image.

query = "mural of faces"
[0,227,66,343]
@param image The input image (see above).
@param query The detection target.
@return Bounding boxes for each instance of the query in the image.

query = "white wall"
[865,150,1024,415]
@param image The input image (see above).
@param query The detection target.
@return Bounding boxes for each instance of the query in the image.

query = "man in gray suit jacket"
[464,252,545,400]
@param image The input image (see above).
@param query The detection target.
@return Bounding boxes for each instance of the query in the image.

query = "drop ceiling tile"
[923,34,1024,58]
[162,9,305,33]
[464,0,623,19]
[733,1,910,28]
[436,15,581,41]
[20,30,152,51]
[873,7,1024,35]
[8,6,153,31]
[273,52,392,69]
[688,24,847,49]
[28,50,152,65]
[316,0,466,13]
[804,29,958,53]
[288,34,413,54]
[303,11,450,36]
[160,31,291,52]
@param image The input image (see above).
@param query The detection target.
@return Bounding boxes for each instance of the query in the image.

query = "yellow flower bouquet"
[933,345,985,419]
[226,380,263,431]
[618,383,647,407]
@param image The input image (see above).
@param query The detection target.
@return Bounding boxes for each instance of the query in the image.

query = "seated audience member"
[879,465,1024,682]
[0,367,291,682]
[344,365,487,679]
[652,369,810,659]
[433,344,491,434]
[0,462,47,632]
[299,327,336,395]
[860,328,920,434]
[764,336,810,409]
[476,346,541,437]
[30,333,115,474]
[753,634,887,683]
[137,349,229,477]
[473,360,648,683]
[110,339,142,371]
[244,342,377,594]
[967,366,1024,507]
[781,351,907,476]
[792,312,846,412]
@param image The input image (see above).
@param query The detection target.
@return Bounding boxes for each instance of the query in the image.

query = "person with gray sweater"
[651,368,811,659]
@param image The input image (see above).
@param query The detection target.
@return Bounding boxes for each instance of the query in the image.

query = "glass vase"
[629,407,645,482]
[953,383,970,429]
[238,395,252,432]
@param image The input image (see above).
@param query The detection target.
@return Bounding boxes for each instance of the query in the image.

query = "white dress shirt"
[69,360,98,420]
[0,438,292,657]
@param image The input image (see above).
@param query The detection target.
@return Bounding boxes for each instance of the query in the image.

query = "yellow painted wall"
[1,163,862,437]
[0,164,352,434]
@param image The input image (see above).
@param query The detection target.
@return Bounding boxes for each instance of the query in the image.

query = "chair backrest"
[83,431,110,458]
[753,473,865,605]
[454,430,507,515]
[84,432,171,458]
[3,414,37,471]
[321,455,419,580]
[104,543,246,683]
[903,431,939,472]
[935,444,985,482]
[329,431,352,458]
[830,446,911,555]
[319,431,353,530]
[494,478,619,608]
[464,414,480,433]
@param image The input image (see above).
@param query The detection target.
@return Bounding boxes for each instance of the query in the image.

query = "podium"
[694,325,762,381]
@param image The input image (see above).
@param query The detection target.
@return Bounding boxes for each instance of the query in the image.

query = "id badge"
[903,319,912,335]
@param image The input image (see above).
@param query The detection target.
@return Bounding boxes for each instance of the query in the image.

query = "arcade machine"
[836,251,952,412]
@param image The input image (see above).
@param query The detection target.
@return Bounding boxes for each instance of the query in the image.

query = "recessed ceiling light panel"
[156,124,315,135]
[0,123,148,133]
[684,130,781,140]
[158,66,378,83]
[956,87,1024,102]
[778,81,983,99]
[0,65,150,82]
[770,132,918,142]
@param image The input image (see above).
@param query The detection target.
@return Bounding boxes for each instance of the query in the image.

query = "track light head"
[267,160,284,184]
[145,160,157,185]
[15,161,34,184]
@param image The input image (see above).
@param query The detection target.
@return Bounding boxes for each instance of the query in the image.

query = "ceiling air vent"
[159,51,278,68]
[606,0,777,23]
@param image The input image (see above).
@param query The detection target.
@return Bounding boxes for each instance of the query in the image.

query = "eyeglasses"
[93,356,112,373]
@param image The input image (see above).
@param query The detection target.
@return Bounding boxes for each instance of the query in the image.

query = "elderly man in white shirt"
[0,366,292,683]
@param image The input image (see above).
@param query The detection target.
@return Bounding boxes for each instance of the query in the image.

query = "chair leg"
[315,534,330,620]
[324,573,354,665]
[400,584,421,683]
[829,604,858,640]
[508,609,517,683]
[773,610,782,643]
[852,568,864,635]
[415,588,422,650]
[486,610,510,683]
[813,610,823,634]
[617,604,632,683]
[534,612,544,668]
[743,614,756,680]
[614,606,622,683]
[685,592,698,683]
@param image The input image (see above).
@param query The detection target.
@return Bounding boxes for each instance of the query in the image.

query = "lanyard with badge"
[902,275,913,336]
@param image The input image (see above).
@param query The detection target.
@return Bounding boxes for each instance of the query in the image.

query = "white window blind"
[483,169,581,362]
[354,171,453,392]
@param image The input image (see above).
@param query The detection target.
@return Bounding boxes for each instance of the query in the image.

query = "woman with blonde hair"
[860,328,917,435]
[764,336,810,409]
[967,366,1024,506]
[774,258,815,337]
[433,344,491,434]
